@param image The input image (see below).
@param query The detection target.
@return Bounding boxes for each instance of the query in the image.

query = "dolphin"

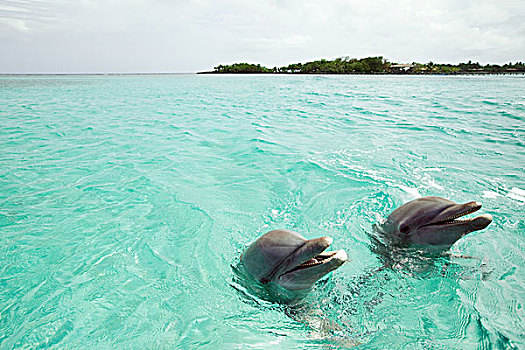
[377,196,493,249]
[241,229,347,292]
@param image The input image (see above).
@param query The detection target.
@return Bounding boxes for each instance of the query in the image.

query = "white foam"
[428,179,444,190]
[398,185,421,198]
[421,168,442,172]
[510,187,525,197]
[507,193,525,203]
[482,191,502,199]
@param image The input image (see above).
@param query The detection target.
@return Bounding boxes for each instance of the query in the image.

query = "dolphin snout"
[471,213,493,230]
[304,236,333,255]
[333,249,348,264]
[317,236,333,247]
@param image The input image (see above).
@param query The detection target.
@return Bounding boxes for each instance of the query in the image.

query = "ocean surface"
[0,74,523,349]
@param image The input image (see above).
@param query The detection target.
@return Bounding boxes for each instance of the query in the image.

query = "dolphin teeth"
[288,251,339,271]
[434,205,481,225]
[443,218,468,224]
[302,258,318,266]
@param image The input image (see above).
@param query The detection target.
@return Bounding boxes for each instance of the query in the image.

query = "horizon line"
[0,72,197,76]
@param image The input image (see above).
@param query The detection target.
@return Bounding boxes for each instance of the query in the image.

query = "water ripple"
[1,75,524,348]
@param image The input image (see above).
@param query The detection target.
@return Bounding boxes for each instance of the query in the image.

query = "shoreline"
[197,71,525,76]
[0,72,194,76]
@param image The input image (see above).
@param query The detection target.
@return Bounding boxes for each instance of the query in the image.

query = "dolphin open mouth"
[379,196,493,248]
[421,201,492,231]
[426,202,482,226]
[241,229,348,291]
[276,234,348,282]
[282,250,346,275]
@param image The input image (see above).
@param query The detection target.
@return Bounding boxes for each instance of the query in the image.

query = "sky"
[0,0,524,73]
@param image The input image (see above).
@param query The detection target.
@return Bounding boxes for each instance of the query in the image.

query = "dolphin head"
[379,196,492,248]
[241,229,347,291]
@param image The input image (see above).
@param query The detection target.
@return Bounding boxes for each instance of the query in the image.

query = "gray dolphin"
[241,229,347,291]
[378,196,493,249]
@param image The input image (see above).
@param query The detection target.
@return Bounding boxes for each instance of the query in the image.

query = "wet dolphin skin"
[378,196,493,248]
[241,229,347,291]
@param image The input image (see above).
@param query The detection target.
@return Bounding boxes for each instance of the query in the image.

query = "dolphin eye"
[399,224,410,235]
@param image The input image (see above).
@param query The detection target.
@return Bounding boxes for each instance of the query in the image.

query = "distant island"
[199,56,525,75]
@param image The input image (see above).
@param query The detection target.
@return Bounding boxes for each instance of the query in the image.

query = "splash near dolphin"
[241,229,347,292]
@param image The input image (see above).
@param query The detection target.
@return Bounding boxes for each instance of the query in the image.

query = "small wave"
[507,187,525,203]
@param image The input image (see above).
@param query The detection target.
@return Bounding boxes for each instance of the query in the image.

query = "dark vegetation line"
[202,57,525,75]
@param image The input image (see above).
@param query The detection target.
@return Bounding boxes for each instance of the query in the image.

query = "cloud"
[0,0,524,72]
[0,18,29,32]
[252,35,312,48]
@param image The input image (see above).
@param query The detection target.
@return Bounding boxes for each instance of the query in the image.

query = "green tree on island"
[208,57,525,75]
[213,63,272,73]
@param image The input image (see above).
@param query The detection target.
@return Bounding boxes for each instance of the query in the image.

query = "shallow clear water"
[1,74,524,349]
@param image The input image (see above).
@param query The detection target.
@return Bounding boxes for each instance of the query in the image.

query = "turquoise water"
[1,74,523,349]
